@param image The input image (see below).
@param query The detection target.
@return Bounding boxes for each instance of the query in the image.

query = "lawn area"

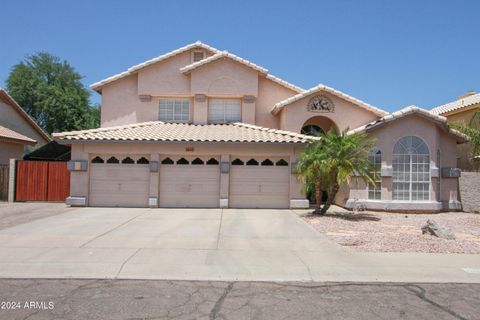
[301,206,480,254]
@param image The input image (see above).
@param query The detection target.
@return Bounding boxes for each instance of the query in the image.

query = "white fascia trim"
[180,51,268,74]
[272,84,388,117]
[90,41,221,90]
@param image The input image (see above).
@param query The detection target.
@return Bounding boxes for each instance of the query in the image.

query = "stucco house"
[431,91,479,171]
[0,88,50,165]
[53,41,464,211]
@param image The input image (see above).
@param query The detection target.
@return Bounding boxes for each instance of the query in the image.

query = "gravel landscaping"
[301,206,480,254]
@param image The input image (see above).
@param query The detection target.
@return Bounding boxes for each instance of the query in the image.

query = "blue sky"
[1,0,479,111]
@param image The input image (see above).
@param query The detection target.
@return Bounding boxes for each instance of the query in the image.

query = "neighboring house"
[0,88,50,165]
[53,41,464,211]
[431,91,480,171]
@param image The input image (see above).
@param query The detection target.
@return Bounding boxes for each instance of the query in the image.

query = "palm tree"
[296,129,376,215]
[453,111,480,168]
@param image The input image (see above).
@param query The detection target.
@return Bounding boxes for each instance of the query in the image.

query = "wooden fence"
[15,161,70,202]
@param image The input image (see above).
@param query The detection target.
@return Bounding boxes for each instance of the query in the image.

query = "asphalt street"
[0,279,478,320]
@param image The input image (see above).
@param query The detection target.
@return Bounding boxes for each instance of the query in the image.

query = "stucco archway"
[301,116,339,136]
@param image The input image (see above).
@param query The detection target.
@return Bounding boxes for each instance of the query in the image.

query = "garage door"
[229,157,290,209]
[89,155,150,207]
[159,156,220,208]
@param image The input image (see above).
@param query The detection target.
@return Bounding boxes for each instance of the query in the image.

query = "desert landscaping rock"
[421,219,455,240]
[301,206,480,254]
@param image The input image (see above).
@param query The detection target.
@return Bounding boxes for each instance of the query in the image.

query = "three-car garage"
[87,154,291,208]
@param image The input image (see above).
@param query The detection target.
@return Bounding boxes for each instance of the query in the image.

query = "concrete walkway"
[0,207,478,283]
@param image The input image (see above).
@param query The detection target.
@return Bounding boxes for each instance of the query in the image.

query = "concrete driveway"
[0,206,479,282]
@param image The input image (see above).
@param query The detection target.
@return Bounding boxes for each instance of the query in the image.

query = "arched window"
[176,158,189,165]
[276,159,289,166]
[137,157,149,164]
[231,158,244,165]
[393,136,430,201]
[368,149,382,200]
[106,156,119,164]
[91,156,104,163]
[246,159,259,166]
[261,159,274,166]
[206,158,219,165]
[191,158,204,165]
[301,125,324,136]
[161,157,174,165]
[121,156,135,164]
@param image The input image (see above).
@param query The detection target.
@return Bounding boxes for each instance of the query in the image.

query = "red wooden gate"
[15,161,70,202]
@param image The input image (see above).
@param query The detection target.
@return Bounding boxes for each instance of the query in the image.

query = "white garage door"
[89,155,150,207]
[229,157,290,209]
[159,156,220,208]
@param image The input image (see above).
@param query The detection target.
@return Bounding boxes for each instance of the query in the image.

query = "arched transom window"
[393,136,430,201]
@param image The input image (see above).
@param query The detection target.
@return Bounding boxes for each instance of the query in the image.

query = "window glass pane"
[368,149,382,200]
[208,99,241,123]
[393,136,430,201]
[159,99,190,122]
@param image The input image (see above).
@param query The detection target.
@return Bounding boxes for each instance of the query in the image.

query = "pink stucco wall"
[0,141,25,165]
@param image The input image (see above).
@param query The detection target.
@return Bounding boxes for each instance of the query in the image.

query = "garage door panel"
[159,160,220,208]
[230,163,290,209]
[89,162,149,207]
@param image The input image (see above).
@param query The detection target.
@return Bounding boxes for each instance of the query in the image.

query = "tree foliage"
[453,110,480,169]
[296,129,377,215]
[6,52,100,134]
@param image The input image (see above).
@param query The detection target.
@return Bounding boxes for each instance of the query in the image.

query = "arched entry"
[301,116,338,136]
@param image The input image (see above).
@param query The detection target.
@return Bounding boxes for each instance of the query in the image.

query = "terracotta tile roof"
[271,84,388,117]
[53,121,315,144]
[0,125,37,144]
[0,88,50,142]
[90,41,221,91]
[180,51,268,74]
[348,106,466,142]
[431,92,480,115]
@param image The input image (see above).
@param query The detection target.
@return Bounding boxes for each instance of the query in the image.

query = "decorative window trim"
[191,158,204,165]
[206,158,220,165]
[137,157,150,164]
[176,158,189,165]
[261,159,274,166]
[121,156,135,164]
[231,158,244,166]
[106,156,119,164]
[161,157,174,165]
[307,95,335,113]
[91,156,104,164]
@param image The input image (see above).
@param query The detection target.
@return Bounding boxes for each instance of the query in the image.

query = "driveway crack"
[210,282,234,320]
[115,248,141,278]
[292,250,313,281]
[79,209,149,248]
[215,208,224,250]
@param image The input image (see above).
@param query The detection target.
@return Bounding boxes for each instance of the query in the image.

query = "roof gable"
[271,84,388,117]
[0,125,37,145]
[180,51,268,74]
[349,106,466,142]
[0,88,50,142]
[91,41,221,91]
